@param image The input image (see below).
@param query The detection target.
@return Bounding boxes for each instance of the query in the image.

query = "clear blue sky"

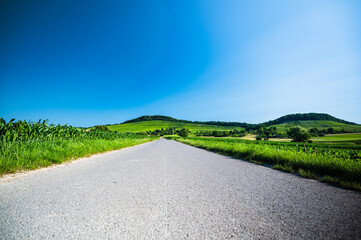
[1,0,360,126]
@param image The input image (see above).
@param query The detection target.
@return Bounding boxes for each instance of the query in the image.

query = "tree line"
[127,125,349,143]
[257,126,347,142]
[195,129,245,137]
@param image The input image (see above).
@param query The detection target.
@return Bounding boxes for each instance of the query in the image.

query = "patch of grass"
[0,118,157,175]
[298,169,320,180]
[321,176,361,191]
[273,164,295,173]
[0,137,156,175]
[312,133,361,141]
[250,160,264,165]
[173,137,361,191]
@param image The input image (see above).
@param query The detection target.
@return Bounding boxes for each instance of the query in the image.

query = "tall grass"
[0,118,156,175]
[171,137,361,191]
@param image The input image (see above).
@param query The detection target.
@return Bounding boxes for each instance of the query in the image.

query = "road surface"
[0,139,360,239]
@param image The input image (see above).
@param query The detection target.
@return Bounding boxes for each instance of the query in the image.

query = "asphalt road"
[0,139,360,239]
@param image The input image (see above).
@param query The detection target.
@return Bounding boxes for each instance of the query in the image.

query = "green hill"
[101,113,361,133]
[270,120,361,133]
[121,115,253,129]
[262,113,357,126]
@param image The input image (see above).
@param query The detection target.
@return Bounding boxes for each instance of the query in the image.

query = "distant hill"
[262,113,357,126]
[123,115,178,123]
[103,113,361,133]
[122,115,253,129]
[262,113,360,133]
[270,120,361,133]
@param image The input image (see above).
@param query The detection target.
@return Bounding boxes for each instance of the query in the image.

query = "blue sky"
[1,0,360,126]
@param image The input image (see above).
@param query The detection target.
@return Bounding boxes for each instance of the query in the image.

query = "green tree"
[95,125,110,131]
[287,127,310,142]
[179,128,190,137]
[327,127,335,134]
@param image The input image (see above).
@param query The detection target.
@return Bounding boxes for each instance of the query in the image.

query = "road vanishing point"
[0,139,360,239]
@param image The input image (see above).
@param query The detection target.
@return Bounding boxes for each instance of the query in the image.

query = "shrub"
[179,128,190,137]
[287,127,310,142]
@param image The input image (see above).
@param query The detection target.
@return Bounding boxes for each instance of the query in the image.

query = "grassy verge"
[0,137,156,175]
[167,137,361,191]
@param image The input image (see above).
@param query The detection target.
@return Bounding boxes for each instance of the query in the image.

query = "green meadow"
[106,120,244,133]
[271,120,361,133]
[312,133,361,142]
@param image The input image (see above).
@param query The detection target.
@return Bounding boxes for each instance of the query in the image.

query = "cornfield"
[0,118,155,175]
[0,118,144,142]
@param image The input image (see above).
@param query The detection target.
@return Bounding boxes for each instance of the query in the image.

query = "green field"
[107,120,244,133]
[312,133,361,142]
[0,119,156,175]
[168,136,361,191]
[271,120,361,133]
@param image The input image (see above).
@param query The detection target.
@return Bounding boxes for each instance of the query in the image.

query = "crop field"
[312,133,361,142]
[271,120,361,133]
[167,137,361,191]
[0,118,156,175]
[106,120,244,133]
